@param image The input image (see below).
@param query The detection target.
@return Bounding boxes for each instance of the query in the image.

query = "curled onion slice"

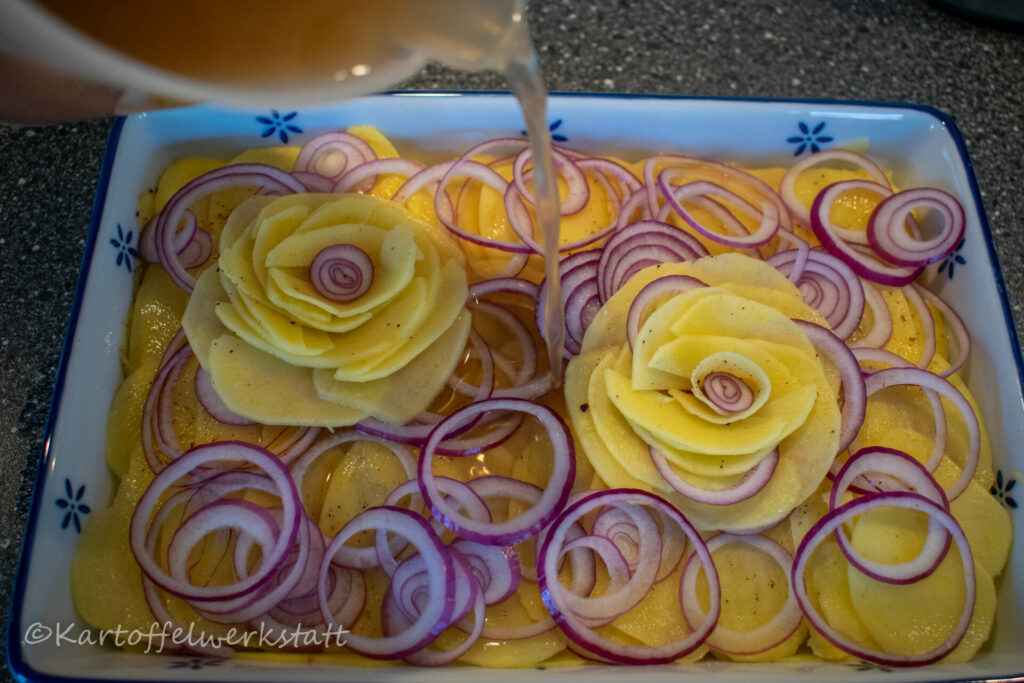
[779,149,890,226]
[793,320,867,456]
[651,446,778,506]
[864,368,979,500]
[681,533,802,655]
[625,274,706,350]
[810,180,923,286]
[130,441,302,603]
[597,220,708,303]
[830,447,951,585]
[767,249,865,340]
[318,506,454,659]
[418,399,575,546]
[194,366,256,426]
[309,244,373,302]
[868,188,966,267]
[538,489,719,665]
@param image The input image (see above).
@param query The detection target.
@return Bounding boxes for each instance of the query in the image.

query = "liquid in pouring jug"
[0,0,528,123]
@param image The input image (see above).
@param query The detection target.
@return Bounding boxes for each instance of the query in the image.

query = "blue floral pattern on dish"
[991,469,1018,510]
[937,238,967,279]
[787,121,834,156]
[110,224,138,273]
[521,118,568,143]
[257,110,302,143]
[55,479,90,533]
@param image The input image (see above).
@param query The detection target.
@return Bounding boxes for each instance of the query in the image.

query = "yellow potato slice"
[565,349,654,493]
[847,505,990,659]
[205,335,367,427]
[317,440,413,537]
[104,360,158,477]
[605,368,815,456]
[313,311,471,424]
[126,265,190,374]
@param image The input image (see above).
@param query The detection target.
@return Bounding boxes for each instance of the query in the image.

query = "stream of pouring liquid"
[504,37,566,389]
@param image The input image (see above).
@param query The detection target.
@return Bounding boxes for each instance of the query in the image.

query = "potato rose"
[565,254,841,530]
[183,193,470,427]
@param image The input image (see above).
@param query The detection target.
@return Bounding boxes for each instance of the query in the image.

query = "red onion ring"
[625,274,707,350]
[333,157,424,194]
[318,506,454,659]
[868,188,966,267]
[810,180,923,287]
[597,220,708,303]
[418,399,574,546]
[779,149,890,226]
[793,320,867,456]
[849,280,893,349]
[914,284,970,377]
[294,131,376,181]
[130,441,302,603]
[864,367,979,500]
[791,491,975,666]
[651,446,778,506]
[193,365,257,426]
[309,243,374,302]
[681,533,802,655]
[657,175,780,249]
[767,249,865,340]
[538,489,719,665]
[154,164,304,292]
[830,447,951,584]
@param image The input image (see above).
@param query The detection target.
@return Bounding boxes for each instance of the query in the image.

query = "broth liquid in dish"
[37,0,567,384]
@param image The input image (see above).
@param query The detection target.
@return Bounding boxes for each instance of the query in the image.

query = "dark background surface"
[1,0,1022,678]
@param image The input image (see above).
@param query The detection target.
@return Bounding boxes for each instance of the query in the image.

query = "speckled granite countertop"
[1,0,1021,677]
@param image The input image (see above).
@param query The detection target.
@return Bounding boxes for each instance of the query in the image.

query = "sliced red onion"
[703,371,755,413]
[383,550,485,666]
[793,320,867,456]
[538,489,719,665]
[865,367,978,500]
[779,149,890,226]
[294,131,377,181]
[176,226,212,269]
[309,243,373,302]
[625,274,707,350]
[657,175,780,249]
[419,399,574,546]
[512,147,590,216]
[868,188,965,267]
[597,220,709,303]
[378,477,490,575]
[193,366,257,426]
[591,506,645,573]
[791,491,975,666]
[333,158,425,194]
[681,533,802,655]
[767,249,865,340]
[914,284,970,377]
[291,171,336,193]
[154,164,305,292]
[318,506,454,659]
[140,343,190,471]
[830,447,951,585]
[130,441,302,603]
[537,249,601,357]
[617,188,652,229]
[851,348,950,477]
[643,154,793,233]
[810,181,923,287]
[849,280,893,349]
[651,446,778,506]
[450,539,520,606]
